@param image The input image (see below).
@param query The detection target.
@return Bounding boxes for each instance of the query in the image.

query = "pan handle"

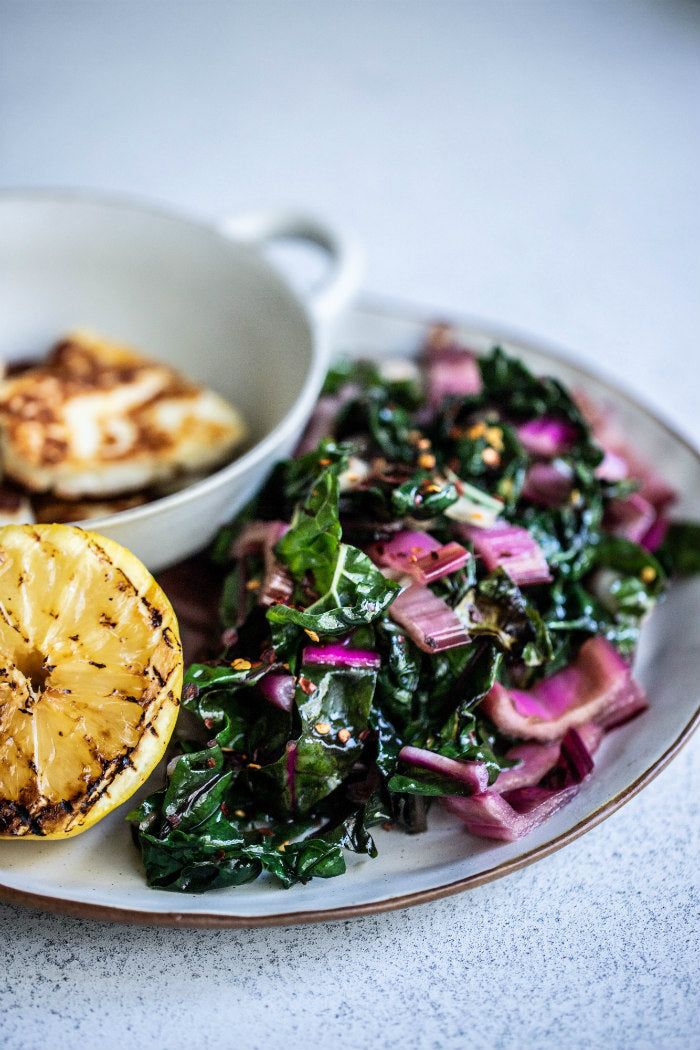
[219,209,364,327]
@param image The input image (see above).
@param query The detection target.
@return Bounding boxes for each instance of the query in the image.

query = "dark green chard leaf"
[655,521,700,577]
[434,709,509,780]
[391,471,459,518]
[478,347,602,464]
[334,379,419,460]
[252,663,378,816]
[183,664,293,761]
[129,336,699,894]
[590,535,666,606]
[454,568,554,668]
[269,445,400,636]
[268,543,400,635]
[275,467,342,593]
[281,439,350,509]
[373,623,422,732]
[519,497,603,581]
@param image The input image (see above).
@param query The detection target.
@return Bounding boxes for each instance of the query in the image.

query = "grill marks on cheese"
[0,332,247,498]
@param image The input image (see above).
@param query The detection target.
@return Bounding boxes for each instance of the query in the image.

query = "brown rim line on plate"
[1,301,699,928]
[1,705,698,930]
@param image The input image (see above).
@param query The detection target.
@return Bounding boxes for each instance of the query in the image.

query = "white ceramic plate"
[1,302,698,927]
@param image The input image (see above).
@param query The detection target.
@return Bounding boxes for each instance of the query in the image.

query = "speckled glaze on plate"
[1,302,698,927]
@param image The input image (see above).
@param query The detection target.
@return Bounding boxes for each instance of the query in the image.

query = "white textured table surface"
[0,3,698,1049]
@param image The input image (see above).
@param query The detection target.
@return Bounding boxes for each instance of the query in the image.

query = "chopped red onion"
[640,515,669,552]
[604,493,657,544]
[443,782,581,842]
[575,390,677,512]
[422,329,482,406]
[595,448,629,482]
[463,522,551,586]
[399,745,489,794]
[559,726,595,782]
[368,528,440,562]
[231,519,293,609]
[231,519,289,559]
[367,529,469,585]
[444,725,599,839]
[521,460,574,507]
[481,635,648,741]
[516,417,577,459]
[302,645,382,669]
[257,672,296,712]
[388,583,471,653]
[493,723,602,793]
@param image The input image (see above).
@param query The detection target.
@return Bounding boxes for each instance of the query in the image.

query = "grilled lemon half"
[0,523,182,838]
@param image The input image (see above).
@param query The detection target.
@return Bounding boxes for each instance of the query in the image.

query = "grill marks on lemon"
[0,524,182,837]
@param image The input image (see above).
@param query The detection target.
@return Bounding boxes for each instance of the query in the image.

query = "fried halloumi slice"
[0,332,247,499]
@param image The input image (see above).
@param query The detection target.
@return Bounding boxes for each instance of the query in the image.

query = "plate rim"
[1,297,698,927]
[1,704,698,928]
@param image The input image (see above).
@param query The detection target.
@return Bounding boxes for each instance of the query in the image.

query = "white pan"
[0,191,364,570]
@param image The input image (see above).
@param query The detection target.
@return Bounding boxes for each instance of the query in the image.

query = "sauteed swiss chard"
[130,327,700,893]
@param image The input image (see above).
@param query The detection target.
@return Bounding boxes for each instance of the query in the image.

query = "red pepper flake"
[206,756,216,769]
[382,821,394,831]
[258,827,274,837]
[204,717,215,730]
[220,802,231,818]
[358,729,371,741]
[298,676,317,695]
[215,849,226,861]
[319,458,332,466]
[181,682,199,702]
